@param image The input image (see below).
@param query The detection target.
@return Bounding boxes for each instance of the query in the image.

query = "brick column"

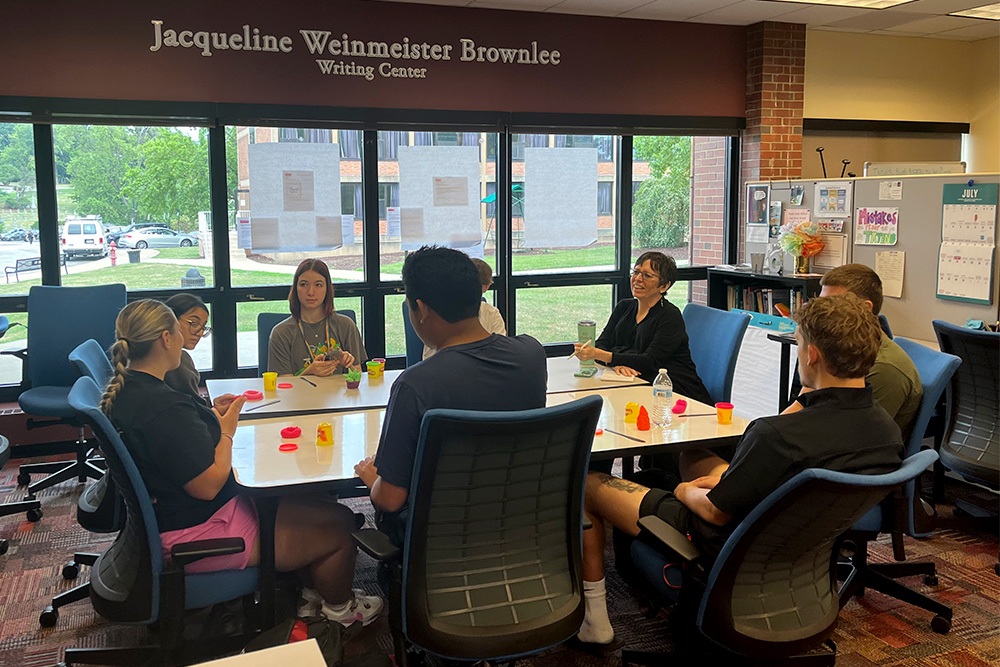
[741,22,805,256]
[690,137,728,305]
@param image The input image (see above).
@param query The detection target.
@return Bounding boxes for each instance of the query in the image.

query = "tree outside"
[632,136,692,249]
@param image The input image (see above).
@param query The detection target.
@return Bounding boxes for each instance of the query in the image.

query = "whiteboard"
[863,161,966,177]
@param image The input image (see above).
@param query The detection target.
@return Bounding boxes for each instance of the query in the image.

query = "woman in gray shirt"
[268,259,366,376]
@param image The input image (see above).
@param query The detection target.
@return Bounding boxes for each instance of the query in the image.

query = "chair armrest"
[0,348,26,362]
[636,515,702,563]
[352,528,400,562]
[170,537,245,569]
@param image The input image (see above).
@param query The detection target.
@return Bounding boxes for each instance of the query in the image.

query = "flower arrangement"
[345,368,362,389]
[778,221,825,258]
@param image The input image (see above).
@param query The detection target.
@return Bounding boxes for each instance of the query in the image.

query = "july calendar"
[937,183,997,305]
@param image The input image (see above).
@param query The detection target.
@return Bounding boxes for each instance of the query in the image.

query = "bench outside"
[5,255,69,283]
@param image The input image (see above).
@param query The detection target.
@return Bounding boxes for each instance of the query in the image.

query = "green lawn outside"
[155,247,202,260]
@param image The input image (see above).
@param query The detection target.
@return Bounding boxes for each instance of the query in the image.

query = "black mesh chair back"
[401,395,603,661]
[699,450,938,658]
[933,320,999,488]
[68,376,159,623]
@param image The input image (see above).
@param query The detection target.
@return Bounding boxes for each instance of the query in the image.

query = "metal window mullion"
[208,124,236,376]
[616,135,633,305]
[362,129,386,359]
[497,127,512,334]
[33,124,61,286]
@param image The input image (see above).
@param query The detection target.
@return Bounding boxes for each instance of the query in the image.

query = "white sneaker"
[297,587,323,618]
[321,589,384,627]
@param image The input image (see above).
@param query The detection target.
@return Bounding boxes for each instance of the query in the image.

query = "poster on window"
[247,143,343,253]
[523,147,599,248]
[397,146,483,253]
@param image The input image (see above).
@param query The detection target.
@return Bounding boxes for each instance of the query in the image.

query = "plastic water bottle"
[652,368,673,426]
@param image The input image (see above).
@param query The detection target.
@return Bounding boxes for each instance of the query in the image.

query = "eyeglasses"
[185,318,211,338]
[630,269,660,282]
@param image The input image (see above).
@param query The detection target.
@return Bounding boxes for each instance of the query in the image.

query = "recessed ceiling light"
[950,3,1000,20]
[767,0,913,8]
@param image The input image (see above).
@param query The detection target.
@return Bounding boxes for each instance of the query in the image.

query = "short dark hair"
[402,246,481,323]
[289,259,334,321]
[795,292,882,379]
[164,293,208,320]
[820,264,883,315]
[634,251,677,288]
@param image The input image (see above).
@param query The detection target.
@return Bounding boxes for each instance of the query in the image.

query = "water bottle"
[652,368,673,426]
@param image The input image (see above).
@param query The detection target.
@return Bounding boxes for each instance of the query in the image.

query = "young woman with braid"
[102,300,383,626]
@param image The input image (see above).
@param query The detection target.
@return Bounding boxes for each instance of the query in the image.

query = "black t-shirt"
[373,334,547,490]
[109,371,238,532]
[691,386,903,556]
[596,297,710,402]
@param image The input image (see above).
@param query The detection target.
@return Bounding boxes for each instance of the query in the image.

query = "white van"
[61,215,107,259]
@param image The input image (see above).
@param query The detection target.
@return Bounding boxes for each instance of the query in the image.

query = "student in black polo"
[576,292,904,645]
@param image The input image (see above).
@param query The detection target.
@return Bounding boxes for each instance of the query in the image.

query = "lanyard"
[297,318,330,364]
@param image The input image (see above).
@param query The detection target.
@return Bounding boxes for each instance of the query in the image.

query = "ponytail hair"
[101,300,178,415]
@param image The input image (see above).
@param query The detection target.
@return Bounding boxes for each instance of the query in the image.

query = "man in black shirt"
[577,293,904,645]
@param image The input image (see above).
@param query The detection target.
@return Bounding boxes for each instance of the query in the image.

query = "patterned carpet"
[0,455,996,667]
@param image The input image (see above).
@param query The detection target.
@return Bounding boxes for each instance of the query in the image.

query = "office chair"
[624,450,939,665]
[62,376,259,666]
[837,338,959,634]
[401,300,423,367]
[40,339,124,627]
[681,303,750,404]
[932,320,999,568]
[256,309,357,374]
[353,395,603,666]
[0,435,42,554]
[878,313,893,339]
[9,285,125,499]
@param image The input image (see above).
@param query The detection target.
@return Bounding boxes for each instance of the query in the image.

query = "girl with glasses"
[164,293,219,405]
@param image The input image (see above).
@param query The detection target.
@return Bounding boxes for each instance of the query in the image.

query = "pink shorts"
[159,495,259,574]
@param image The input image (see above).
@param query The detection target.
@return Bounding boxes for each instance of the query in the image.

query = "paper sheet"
[601,369,635,383]
[937,242,995,303]
[746,225,768,244]
[875,251,905,298]
[879,180,903,201]
[813,180,853,218]
[814,234,848,270]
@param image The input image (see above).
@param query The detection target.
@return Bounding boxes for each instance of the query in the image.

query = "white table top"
[545,356,648,393]
[230,386,748,491]
[207,370,402,419]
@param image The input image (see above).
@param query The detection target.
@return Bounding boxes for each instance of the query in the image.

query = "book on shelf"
[725,284,801,316]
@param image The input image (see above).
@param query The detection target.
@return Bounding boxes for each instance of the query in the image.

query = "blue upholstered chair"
[256,309,357,373]
[681,303,750,404]
[838,339,960,635]
[401,300,423,367]
[353,395,603,666]
[624,450,939,665]
[61,376,259,666]
[40,339,123,627]
[13,284,126,498]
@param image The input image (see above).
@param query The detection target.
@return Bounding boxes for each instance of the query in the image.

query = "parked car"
[107,222,170,246]
[118,227,199,249]
[61,216,107,259]
[0,228,30,242]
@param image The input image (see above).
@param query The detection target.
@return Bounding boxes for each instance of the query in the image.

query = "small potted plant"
[345,367,362,389]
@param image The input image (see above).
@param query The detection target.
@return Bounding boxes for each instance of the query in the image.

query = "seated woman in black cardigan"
[574,251,710,404]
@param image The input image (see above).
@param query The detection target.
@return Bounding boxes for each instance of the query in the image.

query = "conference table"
[228,368,748,624]
[207,356,645,418]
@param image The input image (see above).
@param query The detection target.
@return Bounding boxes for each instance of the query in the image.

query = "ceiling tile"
[619,0,743,21]
[891,0,994,14]
[546,0,657,16]
[825,9,932,29]
[686,0,803,25]
[886,14,984,32]
[931,21,1000,38]
[767,5,873,26]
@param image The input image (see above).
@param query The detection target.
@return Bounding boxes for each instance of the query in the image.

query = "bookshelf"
[707,268,822,322]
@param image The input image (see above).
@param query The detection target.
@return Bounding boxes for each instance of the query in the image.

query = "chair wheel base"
[924,574,939,586]
[26,508,42,522]
[39,606,59,627]
[17,472,31,486]
[931,615,951,634]
[63,563,80,580]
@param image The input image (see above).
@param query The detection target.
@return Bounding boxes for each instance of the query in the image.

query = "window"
[232,126,365,286]
[377,130,498,279]
[512,133,618,275]
[514,285,613,344]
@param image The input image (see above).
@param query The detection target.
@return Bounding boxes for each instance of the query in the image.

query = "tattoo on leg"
[596,473,645,494]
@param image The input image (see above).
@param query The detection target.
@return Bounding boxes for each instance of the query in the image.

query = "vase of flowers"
[345,368,362,389]
[778,221,825,274]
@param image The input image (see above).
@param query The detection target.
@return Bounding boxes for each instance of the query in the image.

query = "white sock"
[578,578,614,644]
